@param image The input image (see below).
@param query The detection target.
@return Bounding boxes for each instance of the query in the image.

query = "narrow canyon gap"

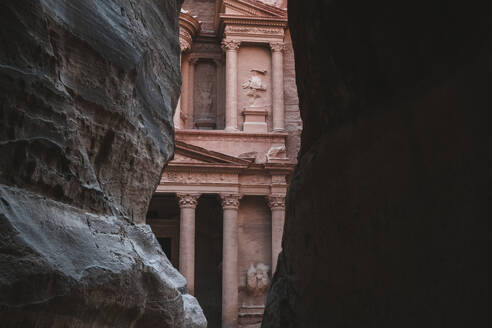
[262,0,491,327]
[0,0,206,327]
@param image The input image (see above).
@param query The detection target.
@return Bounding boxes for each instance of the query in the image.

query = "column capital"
[269,42,286,52]
[220,193,241,209]
[177,193,200,208]
[267,195,286,210]
[221,39,241,52]
[188,57,199,65]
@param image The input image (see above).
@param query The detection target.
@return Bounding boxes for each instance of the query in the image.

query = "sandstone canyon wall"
[0,0,205,327]
[263,0,491,327]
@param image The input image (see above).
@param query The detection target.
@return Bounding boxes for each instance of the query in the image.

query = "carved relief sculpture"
[246,263,270,296]
[266,144,286,161]
[242,69,267,106]
[194,61,217,129]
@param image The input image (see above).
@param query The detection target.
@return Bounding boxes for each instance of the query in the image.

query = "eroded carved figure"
[266,144,287,160]
[247,263,270,296]
[242,69,267,106]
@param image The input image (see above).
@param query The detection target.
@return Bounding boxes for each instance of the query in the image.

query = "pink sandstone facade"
[146,1,300,327]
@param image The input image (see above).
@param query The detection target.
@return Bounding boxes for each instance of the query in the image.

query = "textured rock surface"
[263,0,491,327]
[0,0,205,326]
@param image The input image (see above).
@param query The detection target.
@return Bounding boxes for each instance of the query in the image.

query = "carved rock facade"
[148,1,300,327]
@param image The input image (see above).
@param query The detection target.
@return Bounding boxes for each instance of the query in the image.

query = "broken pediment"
[217,0,287,42]
[172,141,253,165]
[221,0,287,18]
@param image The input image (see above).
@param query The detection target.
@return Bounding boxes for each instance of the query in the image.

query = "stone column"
[174,97,183,129]
[221,40,241,131]
[187,58,198,129]
[220,193,240,328]
[179,56,190,128]
[268,195,286,273]
[214,58,225,130]
[175,38,192,129]
[174,53,184,129]
[270,42,286,132]
[177,193,200,295]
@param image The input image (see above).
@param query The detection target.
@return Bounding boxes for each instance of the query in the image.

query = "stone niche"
[238,196,272,326]
[194,59,218,129]
[238,45,272,132]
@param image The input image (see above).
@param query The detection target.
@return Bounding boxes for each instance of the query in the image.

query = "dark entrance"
[147,194,180,268]
[195,195,223,327]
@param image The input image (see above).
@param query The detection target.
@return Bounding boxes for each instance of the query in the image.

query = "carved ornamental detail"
[179,37,192,52]
[246,263,270,296]
[221,194,241,209]
[267,195,285,210]
[224,26,284,36]
[269,42,286,52]
[177,193,200,208]
[242,69,267,106]
[179,10,200,53]
[221,39,241,51]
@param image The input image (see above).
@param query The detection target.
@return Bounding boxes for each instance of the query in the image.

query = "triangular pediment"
[171,141,253,165]
[221,0,287,18]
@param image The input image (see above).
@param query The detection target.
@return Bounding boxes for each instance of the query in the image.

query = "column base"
[272,128,285,133]
[225,126,239,132]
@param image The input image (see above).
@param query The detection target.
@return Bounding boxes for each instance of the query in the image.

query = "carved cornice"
[267,195,285,210]
[179,11,200,53]
[220,16,287,27]
[221,193,241,209]
[221,39,241,51]
[269,42,286,52]
[177,193,200,208]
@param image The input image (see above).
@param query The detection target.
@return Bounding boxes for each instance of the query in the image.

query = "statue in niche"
[194,61,217,129]
[242,69,267,106]
[198,82,214,118]
[246,263,270,296]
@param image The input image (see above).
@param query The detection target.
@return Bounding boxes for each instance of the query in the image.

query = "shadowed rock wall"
[0,0,206,326]
[263,0,491,327]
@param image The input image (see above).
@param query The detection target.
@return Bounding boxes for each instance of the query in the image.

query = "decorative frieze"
[221,194,241,209]
[177,193,200,208]
[271,175,287,184]
[163,171,237,184]
[267,195,285,210]
[225,26,284,36]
